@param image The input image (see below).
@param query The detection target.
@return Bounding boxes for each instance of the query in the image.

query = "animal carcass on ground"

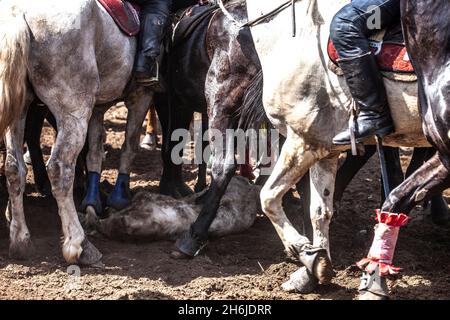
[83,176,261,242]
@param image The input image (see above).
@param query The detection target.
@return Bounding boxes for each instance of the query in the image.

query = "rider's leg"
[330,0,400,145]
[133,0,172,87]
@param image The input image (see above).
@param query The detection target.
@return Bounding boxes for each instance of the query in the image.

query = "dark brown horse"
[158,0,263,257]
[357,0,450,299]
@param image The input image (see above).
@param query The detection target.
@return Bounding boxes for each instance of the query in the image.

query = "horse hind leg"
[81,105,108,220]
[107,87,153,211]
[259,129,333,292]
[309,156,338,259]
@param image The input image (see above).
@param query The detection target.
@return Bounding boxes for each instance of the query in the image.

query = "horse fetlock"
[106,173,131,211]
[62,237,84,264]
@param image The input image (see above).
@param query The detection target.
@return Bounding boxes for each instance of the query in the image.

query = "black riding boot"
[134,8,169,88]
[333,53,394,145]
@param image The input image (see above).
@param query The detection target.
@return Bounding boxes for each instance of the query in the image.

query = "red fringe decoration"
[356,210,409,276]
[374,209,409,227]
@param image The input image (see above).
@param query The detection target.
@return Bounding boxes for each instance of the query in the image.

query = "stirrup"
[136,62,161,88]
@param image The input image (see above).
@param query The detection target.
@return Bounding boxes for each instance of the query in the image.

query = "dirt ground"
[0,105,449,300]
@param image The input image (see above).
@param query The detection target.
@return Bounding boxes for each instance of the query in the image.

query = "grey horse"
[0,0,153,265]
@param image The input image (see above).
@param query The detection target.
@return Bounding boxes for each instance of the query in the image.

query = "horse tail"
[0,10,30,136]
[237,71,269,130]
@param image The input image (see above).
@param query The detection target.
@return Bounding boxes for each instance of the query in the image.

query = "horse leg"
[296,172,312,241]
[81,106,108,217]
[194,112,209,193]
[45,107,101,265]
[334,146,376,204]
[159,101,194,199]
[5,103,33,259]
[309,156,339,258]
[175,114,237,257]
[107,87,153,211]
[25,101,51,196]
[359,152,450,299]
[260,129,333,291]
[382,147,404,201]
[407,147,449,225]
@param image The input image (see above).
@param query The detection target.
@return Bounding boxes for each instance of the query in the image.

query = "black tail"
[237,71,270,131]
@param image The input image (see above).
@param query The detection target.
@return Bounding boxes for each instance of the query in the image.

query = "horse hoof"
[358,290,388,300]
[82,206,100,236]
[78,238,103,266]
[9,237,34,260]
[176,183,194,197]
[170,250,193,260]
[194,183,207,193]
[313,251,335,285]
[175,230,207,257]
[282,267,318,294]
[298,247,335,285]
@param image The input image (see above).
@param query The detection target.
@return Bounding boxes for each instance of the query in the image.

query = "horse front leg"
[106,88,153,211]
[260,129,333,293]
[174,117,237,257]
[358,152,450,300]
[407,147,449,225]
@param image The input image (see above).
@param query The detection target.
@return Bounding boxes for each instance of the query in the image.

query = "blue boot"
[80,172,103,216]
[106,173,132,211]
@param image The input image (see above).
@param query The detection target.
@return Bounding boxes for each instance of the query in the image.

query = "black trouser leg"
[133,0,172,86]
[329,0,400,145]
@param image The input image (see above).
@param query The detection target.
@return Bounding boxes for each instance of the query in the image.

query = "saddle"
[97,0,140,36]
[328,23,417,82]
[171,4,219,46]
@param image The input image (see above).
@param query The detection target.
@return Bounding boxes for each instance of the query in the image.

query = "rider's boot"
[134,5,169,89]
[333,53,394,145]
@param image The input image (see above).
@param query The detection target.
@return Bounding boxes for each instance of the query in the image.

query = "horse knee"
[47,159,74,196]
[260,186,281,217]
[5,153,27,195]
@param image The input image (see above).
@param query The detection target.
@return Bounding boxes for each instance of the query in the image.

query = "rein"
[217,0,303,37]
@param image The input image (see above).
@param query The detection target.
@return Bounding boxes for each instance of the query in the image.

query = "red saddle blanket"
[98,0,140,36]
[327,40,414,74]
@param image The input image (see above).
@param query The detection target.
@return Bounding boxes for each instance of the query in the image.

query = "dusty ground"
[0,105,449,300]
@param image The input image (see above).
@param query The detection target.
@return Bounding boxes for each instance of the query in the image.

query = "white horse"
[0,0,153,265]
[244,0,429,296]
